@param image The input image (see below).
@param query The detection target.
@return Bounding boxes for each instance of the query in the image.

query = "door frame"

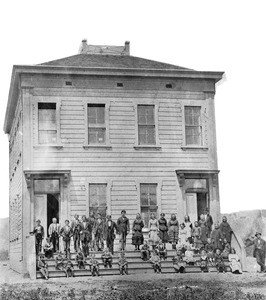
[24,170,70,232]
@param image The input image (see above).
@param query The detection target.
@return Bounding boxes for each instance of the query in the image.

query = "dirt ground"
[1,261,266,300]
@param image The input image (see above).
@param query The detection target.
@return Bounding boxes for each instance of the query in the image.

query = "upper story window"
[140,183,157,227]
[137,105,156,145]
[89,183,107,218]
[38,103,57,144]
[87,104,106,144]
[184,106,202,146]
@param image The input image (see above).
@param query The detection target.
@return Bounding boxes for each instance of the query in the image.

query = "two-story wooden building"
[4,40,223,274]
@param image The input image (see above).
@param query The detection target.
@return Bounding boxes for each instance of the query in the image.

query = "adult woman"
[132,213,144,250]
[158,213,169,244]
[148,213,160,249]
[168,213,179,249]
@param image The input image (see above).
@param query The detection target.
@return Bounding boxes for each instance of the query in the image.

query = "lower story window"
[140,183,157,227]
[89,183,107,218]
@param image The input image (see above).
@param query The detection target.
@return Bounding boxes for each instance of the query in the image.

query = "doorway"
[47,194,59,234]
[186,192,209,223]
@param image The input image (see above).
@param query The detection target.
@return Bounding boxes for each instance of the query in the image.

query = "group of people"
[31,210,130,258]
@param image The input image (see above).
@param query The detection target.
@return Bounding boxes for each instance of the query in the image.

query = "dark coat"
[251,238,266,257]
[103,220,118,240]
[79,221,92,241]
[117,216,130,235]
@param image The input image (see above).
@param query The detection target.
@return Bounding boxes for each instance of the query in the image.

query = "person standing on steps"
[71,214,81,252]
[117,210,130,251]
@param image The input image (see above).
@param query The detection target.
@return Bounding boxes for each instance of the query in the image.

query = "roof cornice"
[12,64,224,82]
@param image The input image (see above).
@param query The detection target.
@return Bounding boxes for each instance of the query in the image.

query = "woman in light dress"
[228,248,242,274]
[148,213,160,249]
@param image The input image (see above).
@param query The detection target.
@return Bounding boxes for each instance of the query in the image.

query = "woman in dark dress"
[168,213,179,249]
[158,213,169,244]
[132,213,144,250]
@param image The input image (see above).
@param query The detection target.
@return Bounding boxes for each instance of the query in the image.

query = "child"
[191,221,202,252]
[75,249,86,269]
[31,219,44,255]
[155,240,167,260]
[205,238,214,264]
[200,249,209,272]
[178,223,188,248]
[43,237,53,259]
[94,213,104,251]
[101,247,113,268]
[37,254,49,280]
[149,250,162,274]
[132,213,144,251]
[228,248,242,274]
[211,223,223,251]
[214,249,226,273]
[221,242,231,259]
[60,220,73,258]
[118,250,128,275]
[140,240,150,261]
[172,249,186,273]
[88,254,100,276]
[184,215,193,244]
[64,259,74,278]
[55,252,65,270]
[184,245,196,265]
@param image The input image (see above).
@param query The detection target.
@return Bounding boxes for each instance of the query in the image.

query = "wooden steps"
[37,250,231,279]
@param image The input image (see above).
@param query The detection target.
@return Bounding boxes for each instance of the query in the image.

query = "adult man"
[117,210,130,251]
[30,219,44,255]
[71,214,81,252]
[79,215,92,256]
[219,216,233,245]
[204,208,213,237]
[103,215,118,254]
[94,213,104,251]
[48,217,60,253]
[248,232,266,273]
[60,220,73,258]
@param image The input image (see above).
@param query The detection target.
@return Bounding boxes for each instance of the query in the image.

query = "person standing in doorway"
[71,214,81,252]
[30,219,44,255]
[48,217,60,253]
[117,210,130,251]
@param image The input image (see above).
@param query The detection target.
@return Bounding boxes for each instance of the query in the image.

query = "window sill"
[83,145,112,150]
[134,145,162,151]
[33,145,63,150]
[181,146,208,151]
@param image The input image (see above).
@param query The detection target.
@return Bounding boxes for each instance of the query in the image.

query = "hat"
[255,232,262,237]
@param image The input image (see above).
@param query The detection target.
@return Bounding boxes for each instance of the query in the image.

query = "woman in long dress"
[148,213,160,249]
[168,213,179,249]
[158,213,169,244]
[184,215,193,244]
[228,248,242,274]
[132,213,144,250]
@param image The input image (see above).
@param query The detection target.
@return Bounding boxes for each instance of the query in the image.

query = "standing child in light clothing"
[148,213,160,249]
[191,221,202,251]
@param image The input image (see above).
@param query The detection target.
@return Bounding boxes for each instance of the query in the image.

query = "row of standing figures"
[31,209,234,258]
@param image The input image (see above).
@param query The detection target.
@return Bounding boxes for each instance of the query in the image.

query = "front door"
[34,193,60,237]
[186,192,209,223]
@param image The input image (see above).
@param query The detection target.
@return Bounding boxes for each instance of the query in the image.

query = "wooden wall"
[8,95,23,273]
[23,74,219,226]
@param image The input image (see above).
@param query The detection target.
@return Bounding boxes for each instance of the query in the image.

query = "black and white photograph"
[0,0,266,299]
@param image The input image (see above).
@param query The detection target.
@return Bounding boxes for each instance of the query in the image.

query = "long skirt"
[132,231,144,245]
[149,230,160,246]
[168,226,179,243]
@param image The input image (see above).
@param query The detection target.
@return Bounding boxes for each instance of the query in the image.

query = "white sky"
[0,0,265,218]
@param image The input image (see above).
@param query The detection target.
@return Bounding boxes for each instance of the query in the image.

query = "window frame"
[134,101,161,150]
[86,178,111,217]
[84,99,111,149]
[33,98,62,148]
[136,178,162,229]
[181,100,208,150]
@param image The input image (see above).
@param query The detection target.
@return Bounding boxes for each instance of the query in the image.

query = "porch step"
[37,250,231,279]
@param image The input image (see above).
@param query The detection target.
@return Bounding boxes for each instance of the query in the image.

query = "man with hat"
[248,232,266,273]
